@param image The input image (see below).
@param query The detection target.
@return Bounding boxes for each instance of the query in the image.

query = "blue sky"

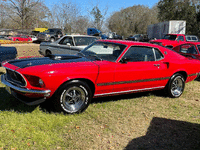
[45,0,159,17]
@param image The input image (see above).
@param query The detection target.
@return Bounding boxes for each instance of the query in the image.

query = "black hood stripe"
[8,56,92,68]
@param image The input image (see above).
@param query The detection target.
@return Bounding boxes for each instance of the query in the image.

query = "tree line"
[0,0,200,37]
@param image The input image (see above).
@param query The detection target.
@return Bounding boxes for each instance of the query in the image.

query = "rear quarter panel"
[159,47,200,82]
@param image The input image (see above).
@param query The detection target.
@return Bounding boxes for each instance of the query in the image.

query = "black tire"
[45,50,51,57]
[165,73,185,98]
[54,80,92,114]
[50,38,55,42]
[16,39,19,41]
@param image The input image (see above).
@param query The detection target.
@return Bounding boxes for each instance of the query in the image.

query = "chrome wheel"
[171,76,184,97]
[60,85,89,113]
[167,73,185,98]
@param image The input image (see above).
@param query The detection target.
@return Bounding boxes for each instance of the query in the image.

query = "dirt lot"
[1,43,41,57]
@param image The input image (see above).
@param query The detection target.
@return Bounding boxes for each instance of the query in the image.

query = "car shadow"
[195,77,200,81]
[0,87,38,113]
[125,117,200,150]
[0,86,167,114]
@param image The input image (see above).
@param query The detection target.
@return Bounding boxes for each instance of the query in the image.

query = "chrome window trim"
[119,46,165,63]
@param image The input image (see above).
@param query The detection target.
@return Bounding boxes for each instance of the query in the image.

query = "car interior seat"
[187,47,197,54]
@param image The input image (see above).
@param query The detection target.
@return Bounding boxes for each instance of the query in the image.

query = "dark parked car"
[0,46,17,65]
[126,34,149,42]
[37,28,63,42]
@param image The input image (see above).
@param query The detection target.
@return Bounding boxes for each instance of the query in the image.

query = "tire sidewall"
[168,73,185,98]
[55,81,92,114]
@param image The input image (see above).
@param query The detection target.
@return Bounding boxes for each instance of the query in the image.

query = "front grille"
[6,69,26,87]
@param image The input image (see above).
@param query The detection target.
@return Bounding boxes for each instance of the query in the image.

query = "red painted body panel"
[172,42,200,61]
[2,40,200,103]
[150,34,197,48]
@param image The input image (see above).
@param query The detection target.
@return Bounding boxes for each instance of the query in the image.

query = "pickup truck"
[0,46,17,65]
[39,35,97,56]
[37,28,63,42]
[150,34,199,48]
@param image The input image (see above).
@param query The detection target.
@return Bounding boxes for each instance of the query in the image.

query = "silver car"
[39,35,97,56]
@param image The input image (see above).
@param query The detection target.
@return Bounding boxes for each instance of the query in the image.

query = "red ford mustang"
[1,40,200,114]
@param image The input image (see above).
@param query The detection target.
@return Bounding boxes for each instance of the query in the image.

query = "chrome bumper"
[1,74,51,94]
[1,74,51,105]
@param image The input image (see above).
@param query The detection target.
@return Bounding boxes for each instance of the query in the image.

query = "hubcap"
[61,86,86,112]
[171,77,184,97]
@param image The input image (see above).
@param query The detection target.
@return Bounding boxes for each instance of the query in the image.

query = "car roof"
[98,39,162,47]
[165,34,185,36]
[64,35,97,38]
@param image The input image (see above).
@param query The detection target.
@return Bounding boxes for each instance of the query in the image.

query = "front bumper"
[1,74,51,105]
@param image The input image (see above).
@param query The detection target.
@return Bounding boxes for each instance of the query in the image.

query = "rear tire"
[165,73,185,98]
[54,80,92,114]
[45,50,51,57]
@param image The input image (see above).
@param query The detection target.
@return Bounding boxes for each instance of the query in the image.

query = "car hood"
[5,55,92,69]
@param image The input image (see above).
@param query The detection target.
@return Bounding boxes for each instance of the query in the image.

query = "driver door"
[113,46,169,92]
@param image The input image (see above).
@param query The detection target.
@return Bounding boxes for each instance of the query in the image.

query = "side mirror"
[120,57,130,63]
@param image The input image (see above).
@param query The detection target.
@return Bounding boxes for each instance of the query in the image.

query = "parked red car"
[172,42,200,60]
[8,35,32,41]
[1,40,200,114]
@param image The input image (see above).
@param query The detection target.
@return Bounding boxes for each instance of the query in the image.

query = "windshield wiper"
[77,52,85,57]
[87,54,102,61]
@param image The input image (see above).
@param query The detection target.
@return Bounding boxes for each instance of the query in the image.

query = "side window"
[122,46,155,62]
[59,37,74,46]
[177,36,184,41]
[154,48,164,60]
[186,36,191,41]
[186,45,198,54]
[191,36,198,41]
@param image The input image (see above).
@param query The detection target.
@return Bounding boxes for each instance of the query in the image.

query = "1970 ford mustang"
[1,40,200,114]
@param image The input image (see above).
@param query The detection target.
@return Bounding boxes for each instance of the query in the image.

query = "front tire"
[54,80,92,114]
[50,38,55,42]
[45,50,51,57]
[166,73,185,98]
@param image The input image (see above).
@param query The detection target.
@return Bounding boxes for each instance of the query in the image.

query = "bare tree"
[2,0,49,30]
[107,5,159,37]
[48,2,92,34]
[88,4,108,31]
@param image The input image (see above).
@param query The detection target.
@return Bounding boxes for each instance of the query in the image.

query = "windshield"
[74,37,97,46]
[80,42,127,62]
[197,45,200,52]
[45,29,54,33]
[163,35,177,40]
[133,34,141,38]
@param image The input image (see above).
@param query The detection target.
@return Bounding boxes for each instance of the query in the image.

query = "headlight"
[24,75,45,88]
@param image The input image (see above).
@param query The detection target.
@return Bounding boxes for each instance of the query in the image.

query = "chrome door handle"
[154,64,160,67]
